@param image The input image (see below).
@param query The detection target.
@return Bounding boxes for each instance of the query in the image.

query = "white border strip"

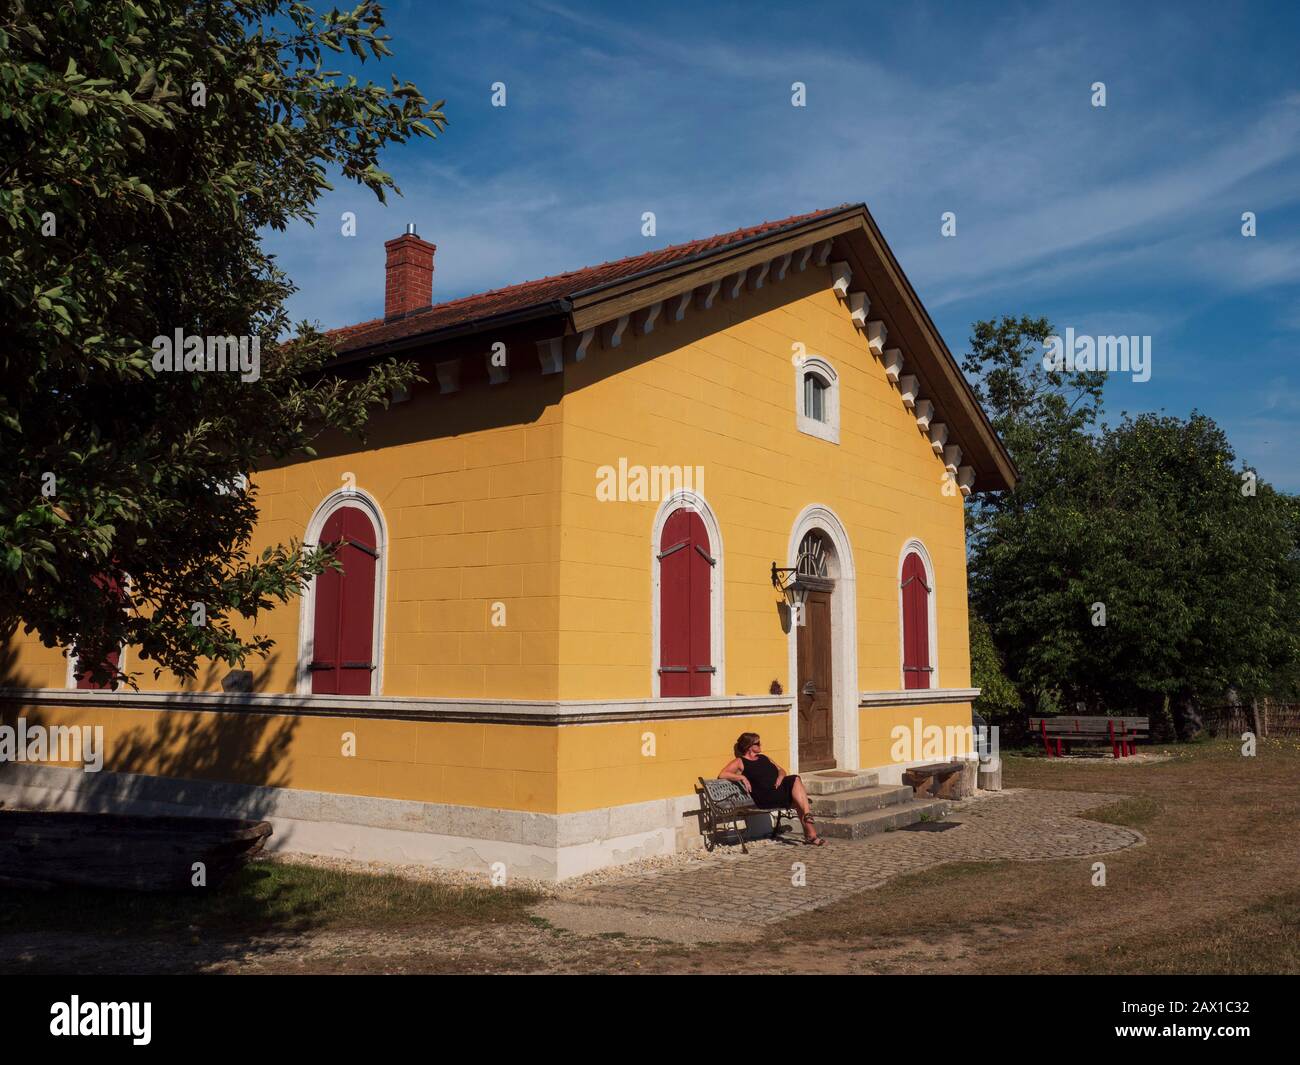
[859,687,979,707]
[0,688,793,725]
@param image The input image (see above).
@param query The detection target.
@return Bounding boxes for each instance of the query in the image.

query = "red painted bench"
[1029,716,1149,758]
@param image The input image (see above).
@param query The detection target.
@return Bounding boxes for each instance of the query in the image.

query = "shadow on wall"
[0,641,297,823]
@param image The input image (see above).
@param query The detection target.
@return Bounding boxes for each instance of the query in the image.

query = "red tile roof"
[330,205,854,355]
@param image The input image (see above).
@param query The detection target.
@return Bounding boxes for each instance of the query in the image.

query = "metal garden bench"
[685,777,798,853]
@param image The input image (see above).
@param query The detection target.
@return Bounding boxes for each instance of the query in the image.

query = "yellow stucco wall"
[861,702,976,770]
[0,372,567,701]
[556,265,971,702]
[554,712,789,813]
[0,702,559,811]
[0,701,794,814]
[1,262,978,815]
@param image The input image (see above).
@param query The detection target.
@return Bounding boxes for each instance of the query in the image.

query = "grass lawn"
[1,737,1296,973]
[0,860,540,940]
[727,736,1300,975]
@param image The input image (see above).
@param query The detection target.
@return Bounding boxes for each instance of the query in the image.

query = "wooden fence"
[1200,701,1300,738]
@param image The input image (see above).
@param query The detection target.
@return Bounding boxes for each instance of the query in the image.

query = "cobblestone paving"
[566,789,1144,925]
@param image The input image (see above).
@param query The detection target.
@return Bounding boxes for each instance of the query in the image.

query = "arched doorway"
[794,530,836,770]
[786,505,859,772]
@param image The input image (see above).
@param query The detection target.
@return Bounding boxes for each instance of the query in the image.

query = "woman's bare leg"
[791,777,818,840]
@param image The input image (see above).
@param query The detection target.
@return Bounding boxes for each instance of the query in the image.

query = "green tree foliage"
[964,317,1300,731]
[968,611,1021,726]
[0,1,445,684]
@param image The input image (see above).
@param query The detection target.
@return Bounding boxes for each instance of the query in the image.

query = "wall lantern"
[770,562,809,610]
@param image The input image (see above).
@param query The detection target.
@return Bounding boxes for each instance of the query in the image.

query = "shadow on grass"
[1082,796,1162,828]
[0,858,541,974]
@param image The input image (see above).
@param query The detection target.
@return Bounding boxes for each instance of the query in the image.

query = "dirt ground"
[2,738,1297,974]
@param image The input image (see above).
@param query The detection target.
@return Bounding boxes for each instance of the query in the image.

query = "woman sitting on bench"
[719,732,825,846]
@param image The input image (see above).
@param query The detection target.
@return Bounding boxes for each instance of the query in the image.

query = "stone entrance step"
[802,769,878,796]
[810,784,914,819]
[816,797,951,839]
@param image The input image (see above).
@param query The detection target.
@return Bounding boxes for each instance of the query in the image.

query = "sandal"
[804,834,827,846]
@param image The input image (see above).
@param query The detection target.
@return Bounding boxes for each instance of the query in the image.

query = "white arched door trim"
[785,504,859,771]
[296,487,389,696]
[650,488,725,697]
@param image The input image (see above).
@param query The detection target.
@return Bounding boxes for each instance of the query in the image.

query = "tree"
[968,611,1021,728]
[0,0,445,685]
[963,316,1300,731]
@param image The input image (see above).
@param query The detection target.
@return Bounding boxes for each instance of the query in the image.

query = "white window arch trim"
[296,487,390,696]
[897,537,939,690]
[795,355,840,444]
[650,488,725,698]
[63,573,133,690]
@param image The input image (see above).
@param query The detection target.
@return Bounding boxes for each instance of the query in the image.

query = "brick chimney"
[384,223,436,319]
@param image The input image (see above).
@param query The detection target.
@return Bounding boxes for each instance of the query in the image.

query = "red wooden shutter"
[310,507,379,695]
[901,551,931,690]
[76,574,123,689]
[658,509,713,697]
[75,647,120,690]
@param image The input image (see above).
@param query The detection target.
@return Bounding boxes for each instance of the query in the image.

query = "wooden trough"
[0,809,272,892]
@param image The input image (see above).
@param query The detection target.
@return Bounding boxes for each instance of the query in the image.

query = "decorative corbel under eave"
[914,399,934,430]
[814,240,833,267]
[435,359,461,394]
[866,321,888,356]
[604,314,630,349]
[957,466,975,497]
[724,270,747,301]
[637,301,663,336]
[943,444,962,473]
[536,338,564,375]
[847,291,869,330]
[830,261,852,301]
[699,279,722,310]
[774,252,793,282]
[795,245,814,272]
[883,348,904,383]
[898,375,919,410]
[672,290,692,322]
[928,422,948,454]
[748,260,770,292]
[569,328,595,363]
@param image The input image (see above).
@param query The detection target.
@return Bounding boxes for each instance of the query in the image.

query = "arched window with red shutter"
[657,507,715,697]
[307,503,381,696]
[900,548,934,690]
[73,573,126,690]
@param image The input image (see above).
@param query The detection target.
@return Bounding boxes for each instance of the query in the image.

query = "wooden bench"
[902,760,971,799]
[684,777,798,853]
[1029,716,1150,758]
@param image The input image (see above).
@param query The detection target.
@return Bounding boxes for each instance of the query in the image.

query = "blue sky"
[266,0,1300,489]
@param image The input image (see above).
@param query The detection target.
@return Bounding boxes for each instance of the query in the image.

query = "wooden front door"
[797,588,835,770]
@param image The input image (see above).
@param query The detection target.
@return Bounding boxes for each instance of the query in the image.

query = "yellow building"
[0,204,1016,879]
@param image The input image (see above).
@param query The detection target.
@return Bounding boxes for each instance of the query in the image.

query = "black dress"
[740,754,799,809]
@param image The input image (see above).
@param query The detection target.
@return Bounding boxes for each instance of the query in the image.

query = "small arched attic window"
[795,355,839,444]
